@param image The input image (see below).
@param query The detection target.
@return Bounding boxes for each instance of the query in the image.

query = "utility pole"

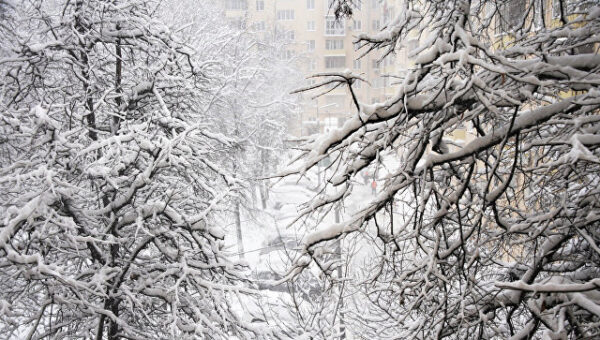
[315,103,338,188]
[335,206,346,339]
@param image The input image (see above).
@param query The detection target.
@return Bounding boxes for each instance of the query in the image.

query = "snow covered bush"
[0,0,280,338]
[283,0,600,338]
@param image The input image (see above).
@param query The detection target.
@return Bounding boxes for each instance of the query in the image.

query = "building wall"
[221,0,411,136]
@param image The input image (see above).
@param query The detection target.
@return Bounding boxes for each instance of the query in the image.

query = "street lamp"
[315,102,339,134]
[315,102,339,187]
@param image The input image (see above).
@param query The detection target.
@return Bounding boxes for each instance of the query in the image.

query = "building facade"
[220,0,411,136]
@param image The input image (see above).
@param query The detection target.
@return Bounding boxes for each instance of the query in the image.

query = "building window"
[256,0,264,11]
[497,0,525,33]
[325,39,344,50]
[372,19,381,31]
[307,0,315,10]
[325,17,345,36]
[253,21,266,31]
[373,76,390,88]
[228,18,247,29]
[552,0,561,18]
[277,9,295,20]
[373,77,382,88]
[307,40,316,51]
[383,8,395,25]
[225,0,248,10]
[325,56,346,69]
[371,54,395,68]
[353,20,362,31]
[307,20,316,31]
[280,50,295,60]
[372,60,379,70]
[506,0,525,27]
[353,59,361,69]
[372,0,378,8]
[382,54,395,67]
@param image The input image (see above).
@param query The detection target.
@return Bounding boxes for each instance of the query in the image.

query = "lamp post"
[316,102,339,134]
[315,102,339,187]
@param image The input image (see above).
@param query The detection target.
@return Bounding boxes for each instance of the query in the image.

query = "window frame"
[325,17,345,36]
[324,55,346,69]
[256,0,264,11]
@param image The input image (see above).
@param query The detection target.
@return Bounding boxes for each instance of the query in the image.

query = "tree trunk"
[335,206,345,339]
[108,298,120,340]
[112,31,123,134]
[260,181,268,210]
[260,149,269,209]
[235,199,244,259]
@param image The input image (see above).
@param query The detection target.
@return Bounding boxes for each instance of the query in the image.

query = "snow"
[0,192,56,251]
[1,0,600,339]
[418,97,577,174]
[496,277,600,293]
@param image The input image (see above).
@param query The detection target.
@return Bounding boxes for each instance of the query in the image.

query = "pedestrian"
[371,179,377,195]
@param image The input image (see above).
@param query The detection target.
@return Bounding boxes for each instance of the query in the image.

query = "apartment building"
[219,0,411,136]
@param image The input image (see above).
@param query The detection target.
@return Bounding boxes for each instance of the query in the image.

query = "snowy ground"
[223,150,404,282]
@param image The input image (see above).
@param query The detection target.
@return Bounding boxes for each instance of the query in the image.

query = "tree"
[0,0,279,338]
[283,0,600,338]
[161,0,301,259]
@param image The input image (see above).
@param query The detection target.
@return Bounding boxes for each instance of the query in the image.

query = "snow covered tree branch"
[0,1,284,338]
[282,0,600,338]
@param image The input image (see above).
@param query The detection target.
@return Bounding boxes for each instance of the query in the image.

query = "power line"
[227,242,297,257]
